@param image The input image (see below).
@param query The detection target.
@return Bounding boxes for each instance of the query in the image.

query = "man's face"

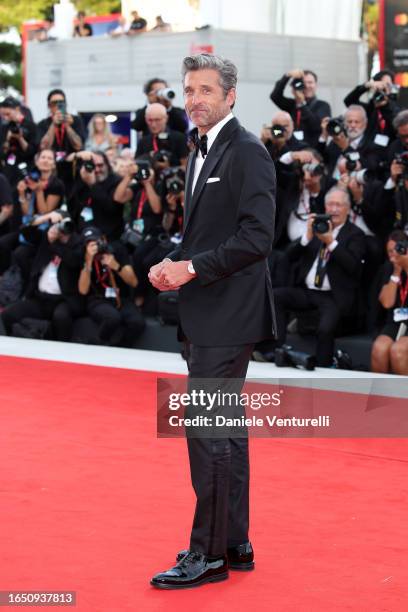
[183,69,235,132]
[303,158,322,190]
[48,94,66,115]
[2,107,18,122]
[398,124,408,150]
[303,73,317,98]
[325,192,349,227]
[345,110,366,140]
[93,155,109,182]
[147,81,166,103]
[145,109,168,135]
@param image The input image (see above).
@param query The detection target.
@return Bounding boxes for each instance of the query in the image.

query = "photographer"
[274,187,366,366]
[79,226,145,346]
[131,78,187,135]
[261,111,308,161]
[274,148,335,248]
[67,151,129,241]
[319,105,384,178]
[371,231,408,374]
[387,110,408,165]
[383,149,408,232]
[1,210,83,342]
[38,89,85,160]
[270,69,331,146]
[344,70,400,142]
[0,96,38,184]
[135,103,188,167]
[0,149,64,279]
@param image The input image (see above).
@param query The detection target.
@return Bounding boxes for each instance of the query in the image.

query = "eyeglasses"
[49,99,65,106]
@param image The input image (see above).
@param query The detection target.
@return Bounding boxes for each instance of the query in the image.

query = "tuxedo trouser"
[184,342,254,557]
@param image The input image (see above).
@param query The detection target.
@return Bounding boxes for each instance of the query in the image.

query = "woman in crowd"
[0,148,64,281]
[371,230,408,374]
[85,113,117,153]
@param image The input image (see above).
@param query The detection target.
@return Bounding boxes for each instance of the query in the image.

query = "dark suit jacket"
[288,219,366,313]
[169,117,276,346]
[318,133,385,177]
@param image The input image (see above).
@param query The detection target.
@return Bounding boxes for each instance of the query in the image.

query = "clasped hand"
[148,260,193,291]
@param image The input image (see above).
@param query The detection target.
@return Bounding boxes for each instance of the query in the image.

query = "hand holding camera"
[292,150,314,164]
[101,253,120,271]
[85,240,98,265]
[306,213,333,244]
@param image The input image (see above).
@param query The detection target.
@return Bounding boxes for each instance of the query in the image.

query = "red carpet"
[0,355,407,611]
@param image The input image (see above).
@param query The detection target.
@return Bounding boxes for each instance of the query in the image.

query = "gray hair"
[325,186,351,208]
[393,109,408,131]
[181,53,238,97]
[344,104,367,123]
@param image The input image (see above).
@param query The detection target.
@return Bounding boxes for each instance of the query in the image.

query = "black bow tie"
[195,133,208,158]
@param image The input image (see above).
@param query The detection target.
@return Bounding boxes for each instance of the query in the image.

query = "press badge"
[105,287,116,299]
[393,307,408,322]
[7,154,16,166]
[374,134,389,147]
[294,130,304,141]
[81,207,94,222]
[55,151,66,162]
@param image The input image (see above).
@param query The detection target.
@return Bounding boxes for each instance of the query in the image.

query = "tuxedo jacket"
[288,219,366,314]
[169,117,276,346]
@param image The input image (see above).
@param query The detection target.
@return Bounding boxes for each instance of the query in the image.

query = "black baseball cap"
[0,96,20,109]
[82,226,102,242]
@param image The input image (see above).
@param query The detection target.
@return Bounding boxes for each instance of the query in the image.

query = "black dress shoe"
[176,542,254,571]
[151,551,228,589]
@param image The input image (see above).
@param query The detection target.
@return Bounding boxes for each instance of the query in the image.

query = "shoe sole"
[229,561,255,571]
[151,572,229,590]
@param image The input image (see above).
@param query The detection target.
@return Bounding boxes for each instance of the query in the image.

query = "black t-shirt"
[129,18,147,31]
[69,173,125,241]
[37,115,86,156]
[0,117,38,165]
[130,181,164,235]
[136,130,188,166]
[87,242,131,302]
[0,173,13,236]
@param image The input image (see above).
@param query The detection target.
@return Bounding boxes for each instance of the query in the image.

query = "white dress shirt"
[192,112,234,194]
[303,224,344,291]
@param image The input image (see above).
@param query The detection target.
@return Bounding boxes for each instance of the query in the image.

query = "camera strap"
[152,136,159,152]
[94,259,121,309]
[314,246,330,288]
[376,110,386,133]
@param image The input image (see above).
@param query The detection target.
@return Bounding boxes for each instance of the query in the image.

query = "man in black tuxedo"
[148,53,276,589]
[275,187,366,366]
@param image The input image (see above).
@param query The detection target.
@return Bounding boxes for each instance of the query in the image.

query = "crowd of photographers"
[0,68,408,373]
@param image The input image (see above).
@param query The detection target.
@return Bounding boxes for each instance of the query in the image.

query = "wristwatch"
[187,261,196,276]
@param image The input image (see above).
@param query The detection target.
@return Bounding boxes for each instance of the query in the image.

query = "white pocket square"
[206,177,220,183]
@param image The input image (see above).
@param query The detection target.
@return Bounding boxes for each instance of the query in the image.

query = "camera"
[120,226,144,248]
[275,345,316,370]
[18,163,40,182]
[351,168,376,185]
[162,166,185,196]
[156,88,175,101]
[313,214,332,234]
[302,162,324,177]
[55,217,74,236]
[395,240,408,255]
[151,149,171,164]
[270,124,286,139]
[373,90,387,104]
[327,117,345,137]
[83,159,95,173]
[96,238,113,255]
[56,100,66,114]
[291,78,305,91]
[8,121,20,134]
[344,151,360,172]
[395,152,408,178]
[134,159,152,181]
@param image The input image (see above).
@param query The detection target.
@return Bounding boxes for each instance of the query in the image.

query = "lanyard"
[152,136,159,152]
[54,124,66,148]
[296,109,301,129]
[136,189,147,219]
[376,110,385,133]
[400,277,408,307]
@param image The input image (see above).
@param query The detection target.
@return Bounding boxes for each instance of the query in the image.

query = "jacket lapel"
[183,151,196,225]
[184,117,240,233]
